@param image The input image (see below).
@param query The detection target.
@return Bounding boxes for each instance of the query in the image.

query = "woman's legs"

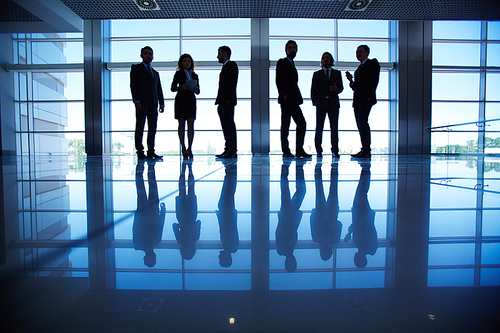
[178,118,188,157]
[187,118,195,157]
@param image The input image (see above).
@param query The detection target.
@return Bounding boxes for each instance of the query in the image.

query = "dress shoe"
[296,151,312,158]
[351,150,371,158]
[218,152,237,159]
[317,152,323,158]
[137,152,147,159]
[333,153,340,158]
[215,151,228,158]
[147,152,163,159]
[282,152,295,158]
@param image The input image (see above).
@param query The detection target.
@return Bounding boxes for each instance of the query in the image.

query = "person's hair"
[141,46,153,55]
[218,45,231,59]
[322,51,334,64]
[177,53,194,71]
[285,40,297,50]
[358,44,370,54]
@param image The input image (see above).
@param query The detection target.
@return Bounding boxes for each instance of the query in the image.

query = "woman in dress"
[171,54,200,159]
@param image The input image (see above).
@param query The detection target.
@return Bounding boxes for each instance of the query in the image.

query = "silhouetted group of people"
[130,42,380,160]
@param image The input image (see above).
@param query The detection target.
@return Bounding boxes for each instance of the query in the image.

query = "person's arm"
[310,72,319,106]
[171,71,181,92]
[157,72,165,113]
[335,70,344,94]
[130,65,142,109]
[275,59,289,100]
[366,59,380,101]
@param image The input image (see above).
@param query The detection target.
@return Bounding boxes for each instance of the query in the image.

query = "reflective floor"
[1,154,499,332]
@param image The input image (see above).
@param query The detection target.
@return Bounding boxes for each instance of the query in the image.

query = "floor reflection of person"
[310,162,342,261]
[133,160,166,267]
[173,161,201,260]
[216,160,239,267]
[276,159,306,272]
[344,161,377,268]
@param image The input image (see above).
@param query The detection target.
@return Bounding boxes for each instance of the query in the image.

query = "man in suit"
[311,52,344,158]
[276,40,312,159]
[130,46,164,159]
[215,45,239,158]
[345,45,380,158]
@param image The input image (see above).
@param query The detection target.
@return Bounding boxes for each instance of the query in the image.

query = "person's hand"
[330,82,337,92]
[345,71,353,82]
[159,106,164,113]
[193,86,199,94]
[283,95,288,101]
[135,102,142,110]
[181,83,189,90]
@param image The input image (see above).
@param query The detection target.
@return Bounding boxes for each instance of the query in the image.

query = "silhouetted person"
[216,160,239,267]
[171,53,200,159]
[345,45,380,158]
[276,40,312,158]
[344,161,377,268]
[310,162,342,261]
[133,160,166,267]
[173,161,201,260]
[276,159,306,272]
[310,52,344,158]
[215,45,239,158]
[130,46,165,159]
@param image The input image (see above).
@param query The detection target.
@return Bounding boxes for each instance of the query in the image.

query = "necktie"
[148,65,153,78]
[327,68,330,79]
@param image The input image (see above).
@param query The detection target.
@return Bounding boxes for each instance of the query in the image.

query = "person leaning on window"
[310,52,344,158]
[171,54,200,159]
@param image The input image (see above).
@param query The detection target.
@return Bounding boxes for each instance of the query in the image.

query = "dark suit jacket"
[276,57,303,105]
[170,70,199,115]
[130,62,164,108]
[350,58,380,106]
[215,60,238,106]
[310,68,344,108]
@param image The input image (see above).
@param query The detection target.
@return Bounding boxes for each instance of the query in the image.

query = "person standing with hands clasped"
[215,46,239,159]
[345,45,380,159]
[311,52,343,158]
[130,46,165,160]
[276,40,312,159]
[171,54,200,159]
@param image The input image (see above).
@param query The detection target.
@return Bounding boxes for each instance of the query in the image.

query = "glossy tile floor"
[1,154,499,332]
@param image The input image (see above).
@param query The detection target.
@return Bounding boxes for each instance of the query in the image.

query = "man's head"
[140,46,154,65]
[321,52,334,68]
[285,40,298,60]
[217,46,231,64]
[356,45,370,63]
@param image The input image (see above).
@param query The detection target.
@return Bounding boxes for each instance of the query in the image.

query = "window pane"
[182,19,250,36]
[338,41,388,62]
[32,72,84,101]
[485,103,500,132]
[111,19,180,37]
[487,21,500,40]
[32,102,84,132]
[32,41,83,64]
[429,211,476,237]
[428,268,474,287]
[338,20,389,38]
[428,243,475,265]
[433,42,481,66]
[487,43,500,66]
[111,40,179,62]
[486,73,500,101]
[433,21,482,40]
[431,102,480,128]
[432,73,480,101]
[182,39,250,61]
[270,19,334,36]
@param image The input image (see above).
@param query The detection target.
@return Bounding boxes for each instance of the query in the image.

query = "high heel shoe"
[182,147,189,159]
[187,149,193,159]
